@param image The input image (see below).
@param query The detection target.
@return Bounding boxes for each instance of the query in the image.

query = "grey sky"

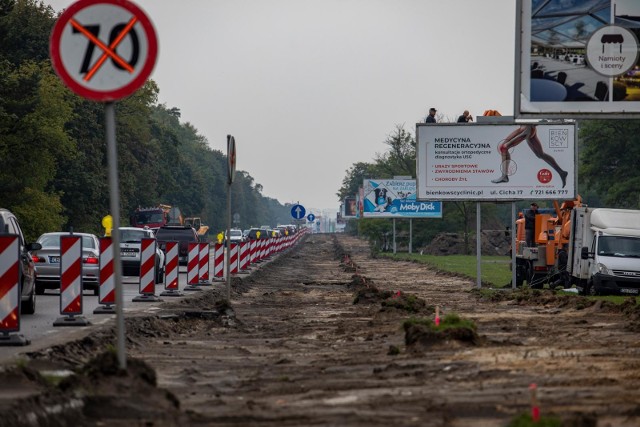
[45,0,515,213]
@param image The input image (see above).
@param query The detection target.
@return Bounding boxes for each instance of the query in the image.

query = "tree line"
[0,0,291,242]
[337,120,637,253]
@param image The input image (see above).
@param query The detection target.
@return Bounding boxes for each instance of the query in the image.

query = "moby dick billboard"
[362,179,442,218]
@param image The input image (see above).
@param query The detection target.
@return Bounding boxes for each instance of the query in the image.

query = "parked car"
[226,228,244,243]
[117,227,165,282]
[155,225,199,265]
[32,232,100,295]
[0,209,41,314]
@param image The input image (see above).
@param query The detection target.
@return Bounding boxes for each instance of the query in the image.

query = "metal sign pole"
[393,219,396,254]
[476,202,481,289]
[409,219,413,254]
[105,102,126,370]
[512,202,517,289]
[226,182,231,301]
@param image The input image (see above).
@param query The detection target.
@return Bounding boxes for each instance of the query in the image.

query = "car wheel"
[35,281,45,295]
[588,282,599,296]
[21,281,36,315]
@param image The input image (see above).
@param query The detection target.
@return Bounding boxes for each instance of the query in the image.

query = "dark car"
[155,225,200,265]
[0,209,41,314]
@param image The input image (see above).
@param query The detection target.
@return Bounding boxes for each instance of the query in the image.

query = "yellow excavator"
[184,217,210,241]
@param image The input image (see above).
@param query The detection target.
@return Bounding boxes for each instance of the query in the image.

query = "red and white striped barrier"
[94,237,115,314]
[239,241,249,272]
[213,243,224,280]
[184,242,202,291]
[0,235,28,345]
[229,243,239,274]
[198,242,211,285]
[161,241,182,296]
[54,235,89,326]
[249,240,257,265]
[133,237,160,302]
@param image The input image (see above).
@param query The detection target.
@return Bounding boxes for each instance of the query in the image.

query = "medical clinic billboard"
[363,179,442,218]
[416,123,576,201]
[516,0,640,118]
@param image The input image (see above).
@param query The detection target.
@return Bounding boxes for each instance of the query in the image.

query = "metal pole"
[476,202,481,289]
[226,182,231,301]
[105,102,126,370]
[512,202,517,289]
[393,218,396,254]
[409,219,413,254]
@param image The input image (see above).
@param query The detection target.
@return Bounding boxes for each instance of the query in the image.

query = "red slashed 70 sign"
[50,0,158,102]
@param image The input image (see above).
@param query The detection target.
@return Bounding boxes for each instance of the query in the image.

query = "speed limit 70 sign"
[50,0,158,102]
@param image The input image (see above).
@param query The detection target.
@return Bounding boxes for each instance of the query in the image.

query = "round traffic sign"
[291,204,306,220]
[50,0,158,102]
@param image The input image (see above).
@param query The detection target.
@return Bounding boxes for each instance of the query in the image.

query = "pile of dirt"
[421,230,510,256]
[59,351,184,425]
[403,317,480,351]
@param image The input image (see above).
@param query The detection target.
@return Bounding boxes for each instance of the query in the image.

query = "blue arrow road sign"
[307,213,315,222]
[291,204,306,220]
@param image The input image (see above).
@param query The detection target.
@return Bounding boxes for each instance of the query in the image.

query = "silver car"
[33,232,100,295]
[118,227,165,283]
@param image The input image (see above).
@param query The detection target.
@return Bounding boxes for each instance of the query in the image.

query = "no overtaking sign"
[50,0,158,102]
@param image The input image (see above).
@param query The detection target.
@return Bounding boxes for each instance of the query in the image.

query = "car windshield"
[38,234,96,249]
[598,236,640,257]
[230,230,242,237]
[118,229,146,243]
[156,229,195,241]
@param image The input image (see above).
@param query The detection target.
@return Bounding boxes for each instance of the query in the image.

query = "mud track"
[3,233,640,426]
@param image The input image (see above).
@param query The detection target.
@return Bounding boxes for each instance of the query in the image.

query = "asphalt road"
[0,262,222,363]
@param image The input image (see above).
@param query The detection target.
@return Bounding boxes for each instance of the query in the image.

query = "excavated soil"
[2,233,640,426]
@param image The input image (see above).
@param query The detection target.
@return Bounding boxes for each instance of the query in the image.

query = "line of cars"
[2,206,295,316]
[0,208,203,316]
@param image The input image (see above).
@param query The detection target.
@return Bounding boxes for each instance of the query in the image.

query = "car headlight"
[596,263,613,275]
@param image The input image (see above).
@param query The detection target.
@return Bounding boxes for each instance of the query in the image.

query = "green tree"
[580,120,640,208]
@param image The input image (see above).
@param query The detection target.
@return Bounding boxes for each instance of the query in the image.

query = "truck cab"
[570,207,640,295]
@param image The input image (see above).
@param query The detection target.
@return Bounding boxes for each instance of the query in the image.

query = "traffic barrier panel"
[249,240,257,265]
[0,235,29,345]
[54,235,89,326]
[184,242,202,291]
[133,237,161,302]
[198,242,212,285]
[229,243,239,274]
[161,241,182,297]
[94,237,116,314]
[238,241,250,272]
[213,243,224,280]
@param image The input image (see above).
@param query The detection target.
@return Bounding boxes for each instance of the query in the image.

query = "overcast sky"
[44,0,516,214]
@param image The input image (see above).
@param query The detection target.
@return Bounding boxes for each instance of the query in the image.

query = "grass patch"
[382,253,512,287]
[403,313,476,333]
[508,412,562,427]
[384,253,640,305]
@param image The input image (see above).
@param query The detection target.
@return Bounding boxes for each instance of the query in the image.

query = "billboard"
[362,179,443,218]
[516,0,640,118]
[416,123,576,201]
[343,196,357,218]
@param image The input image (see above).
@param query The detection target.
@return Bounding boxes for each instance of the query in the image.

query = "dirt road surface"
[2,233,640,426]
